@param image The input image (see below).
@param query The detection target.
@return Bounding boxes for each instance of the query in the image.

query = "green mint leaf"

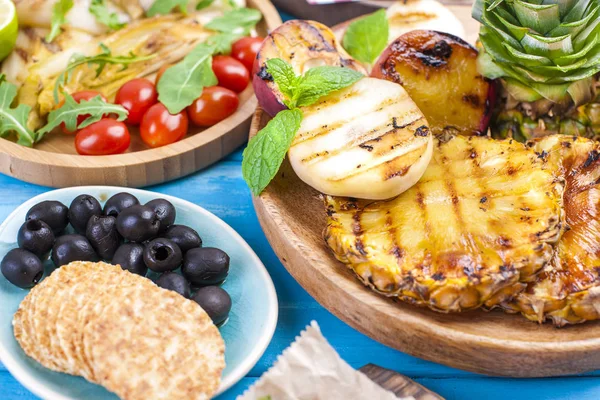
[242,108,303,195]
[0,81,35,147]
[54,44,155,103]
[157,43,218,114]
[206,32,243,55]
[294,66,363,107]
[342,9,389,64]
[37,95,128,140]
[265,58,299,108]
[89,0,126,30]
[195,0,214,10]
[205,7,262,34]
[147,0,189,16]
[46,0,74,43]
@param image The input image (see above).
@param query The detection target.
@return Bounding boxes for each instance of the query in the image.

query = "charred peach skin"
[252,20,366,117]
[372,30,496,136]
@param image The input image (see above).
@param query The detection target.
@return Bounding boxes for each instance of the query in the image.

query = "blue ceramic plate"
[0,187,278,399]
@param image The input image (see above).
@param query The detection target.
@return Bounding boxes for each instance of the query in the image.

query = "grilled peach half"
[372,30,496,135]
[252,19,366,117]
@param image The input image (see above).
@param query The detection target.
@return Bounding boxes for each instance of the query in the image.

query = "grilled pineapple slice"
[325,135,563,312]
[289,77,433,200]
[506,136,600,326]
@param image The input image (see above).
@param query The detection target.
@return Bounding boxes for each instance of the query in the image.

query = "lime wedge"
[0,0,18,62]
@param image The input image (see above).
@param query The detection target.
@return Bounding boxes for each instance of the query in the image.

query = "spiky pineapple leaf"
[0,81,35,147]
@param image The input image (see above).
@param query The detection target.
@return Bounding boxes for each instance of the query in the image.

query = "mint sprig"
[47,0,74,43]
[242,59,364,195]
[342,9,389,64]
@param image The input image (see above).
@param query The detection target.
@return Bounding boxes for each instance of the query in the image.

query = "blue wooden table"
[2,10,600,399]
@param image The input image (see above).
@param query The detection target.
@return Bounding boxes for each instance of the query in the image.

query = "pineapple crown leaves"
[473,0,600,105]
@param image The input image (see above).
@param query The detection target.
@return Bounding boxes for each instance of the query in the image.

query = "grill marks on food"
[325,135,562,312]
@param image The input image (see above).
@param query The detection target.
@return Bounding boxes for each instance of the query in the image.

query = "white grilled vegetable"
[289,77,433,200]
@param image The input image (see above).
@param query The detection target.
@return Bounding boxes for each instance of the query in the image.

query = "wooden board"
[0,0,282,188]
[360,364,444,400]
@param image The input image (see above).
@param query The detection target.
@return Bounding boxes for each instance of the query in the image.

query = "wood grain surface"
[0,0,281,189]
[251,99,600,377]
[360,364,444,400]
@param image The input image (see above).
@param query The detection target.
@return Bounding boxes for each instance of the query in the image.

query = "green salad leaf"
[89,0,126,31]
[54,43,155,103]
[147,0,189,16]
[342,9,389,64]
[195,0,215,10]
[0,81,35,147]
[157,43,218,114]
[242,59,364,195]
[205,7,262,34]
[47,0,74,43]
[206,32,244,55]
[37,95,128,140]
[242,109,303,196]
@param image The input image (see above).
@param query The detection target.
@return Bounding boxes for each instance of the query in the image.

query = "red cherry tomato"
[212,55,250,93]
[231,37,263,72]
[140,103,188,148]
[155,64,171,85]
[115,78,158,125]
[75,119,130,155]
[58,91,107,134]
[187,86,239,127]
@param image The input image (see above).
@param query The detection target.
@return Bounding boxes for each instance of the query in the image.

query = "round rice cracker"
[55,263,127,378]
[88,284,225,400]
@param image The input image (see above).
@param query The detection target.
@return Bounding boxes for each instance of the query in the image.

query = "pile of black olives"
[1,192,232,326]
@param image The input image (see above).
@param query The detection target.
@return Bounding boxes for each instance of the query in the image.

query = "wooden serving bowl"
[0,0,281,188]
[251,105,600,377]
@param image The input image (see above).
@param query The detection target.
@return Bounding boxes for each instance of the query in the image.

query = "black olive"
[162,225,202,254]
[69,195,102,234]
[26,200,69,235]
[145,199,176,233]
[51,234,99,267]
[143,238,182,272]
[192,286,232,325]
[17,219,55,258]
[103,192,140,217]
[112,243,147,276]
[156,272,190,298]
[1,249,44,289]
[86,215,122,260]
[116,205,160,242]
[182,247,229,286]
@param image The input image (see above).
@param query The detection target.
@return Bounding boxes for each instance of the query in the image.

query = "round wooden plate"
[0,0,281,188]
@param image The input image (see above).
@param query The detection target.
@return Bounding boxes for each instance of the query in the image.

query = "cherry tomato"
[140,103,188,148]
[115,78,158,125]
[211,55,250,93]
[187,86,239,127]
[75,119,130,155]
[58,91,107,134]
[155,64,171,85]
[231,37,263,72]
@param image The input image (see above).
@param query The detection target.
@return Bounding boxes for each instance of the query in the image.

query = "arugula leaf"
[89,0,126,30]
[242,109,303,195]
[47,0,74,43]
[342,9,389,64]
[147,0,189,16]
[195,0,214,10]
[0,81,35,147]
[294,66,363,107]
[266,59,363,109]
[54,44,155,103]
[205,8,262,34]
[206,32,243,55]
[157,43,218,114]
[37,95,128,140]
